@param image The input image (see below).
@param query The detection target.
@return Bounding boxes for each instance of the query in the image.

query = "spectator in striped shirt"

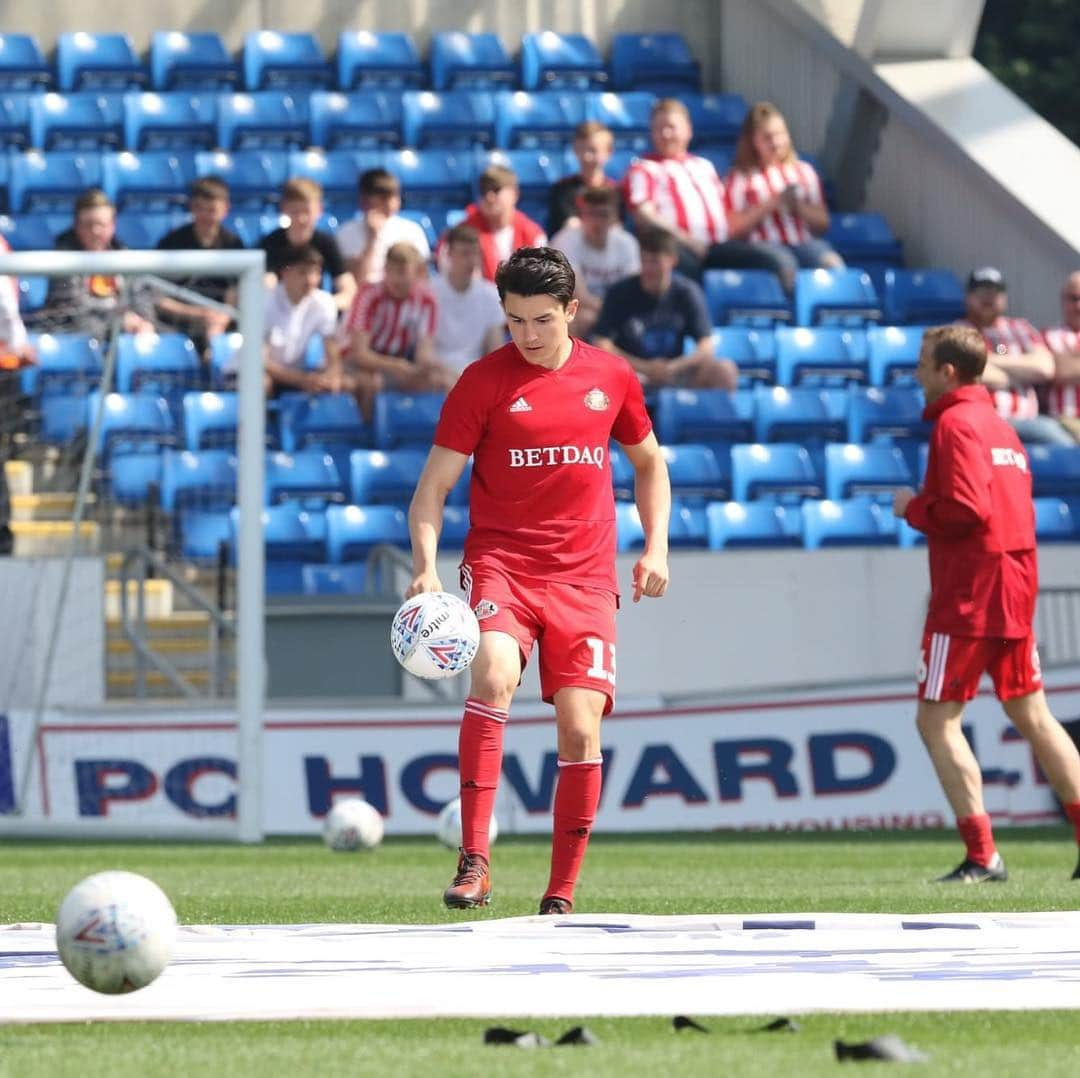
[623,98,778,282]
[957,266,1072,445]
[725,101,842,293]
[342,242,456,397]
[1040,271,1080,442]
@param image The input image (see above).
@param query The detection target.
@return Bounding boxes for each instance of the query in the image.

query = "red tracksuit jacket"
[904,383,1037,638]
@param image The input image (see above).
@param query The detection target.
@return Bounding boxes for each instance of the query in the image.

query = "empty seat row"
[0,31,703,95]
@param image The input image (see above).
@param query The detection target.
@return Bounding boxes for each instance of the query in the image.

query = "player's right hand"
[405,571,443,598]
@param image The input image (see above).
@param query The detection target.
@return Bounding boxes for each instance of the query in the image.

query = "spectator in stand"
[551,187,640,339]
[0,234,32,370]
[430,225,506,374]
[156,176,243,346]
[1040,271,1080,442]
[259,178,355,312]
[342,242,456,394]
[725,101,842,293]
[957,267,1071,444]
[592,230,736,390]
[547,121,618,235]
[623,98,778,282]
[336,168,431,286]
[34,188,157,338]
[447,164,546,282]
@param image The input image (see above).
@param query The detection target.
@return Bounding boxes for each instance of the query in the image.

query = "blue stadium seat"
[280,393,369,454]
[1027,445,1080,498]
[616,499,707,550]
[385,149,472,211]
[88,391,175,461]
[653,387,753,446]
[178,509,232,561]
[207,333,246,389]
[883,269,965,325]
[731,443,822,502]
[802,497,895,548]
[866,325,927,386]
[109,449,162,505]
[660,444,729,503]
[432,504,467,549]
[1033,497,1078,543]
[0,34,51,90]
[0,212,54,250]
[243,31,331,91]
[286,149,371,211]
[183,390,239,450]
[611,32,700,94]
[0,93,31,149]
[150,31,239,91]
[824,443,912,501]
[795,268,882,327]
[703,270,792,326]
[430,32,516,90]
[197,149,286,210]
[521,31,606,90]
[326,504,409,562]
[25,332,102,395]
[710,327,777,384]
[238,504,328,593]
[586,91,655,151]
[337,31,425,90]
[115,333,200,406]
[217,91,310,150]
[114,210,183,249]
[264,450,343,505]
[8,150,100,212]
[349,448,426,505]
[402,90,497,149]
[123,91,217,150]
[825,212,903,266]
[101,150,193,212]
[159,448,237,512]
[609,444,634,500]
[846,386,928,442]
[774,326,868,386]
[706,500,802,549]
[39,394,88,442]
[308,91,403,149]
[373,391,444,450]
[301,562,367,596]
[615,501,644,551]
[56,32,146,92]
[752,385,847,444]
[684,92,747,148]
[18,275,49,313]
[494,90,588,149]
[29,92,124,150]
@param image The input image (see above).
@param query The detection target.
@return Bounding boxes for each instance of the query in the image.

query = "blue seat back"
[217,91,310,150]
[521,32,606,90]
[89,391,175,459]
[264,450,343,505]
[0,33,51,90]
[337,31,425,90]
[654,387,753,446]
[802,496,896,549]
[301,563,367,596]
[752,385,847,443]
[846,386,928,442]
[703,269,792,326]
[123,91,218,150]
[430,32,516,90]
[866,325,927,386]
[1028,445,1080,498]
[197,149,286,209]
[9,150,100,212]
[384,149,472,208]
[281,393,369,453]
[349,448,427,505]
[494,90,588,149]
[774,326,868,386]
[373,391,445,450]
[825,212,902,264]
[586,91,655,151]
[731,442,822,502]
[326,503,409,562]
[160,448,237,512]
[824,443,913,501]
[56,32,145,92]
[308,91,403,149]
[684,92,746,147]
[30,91,124,150]
[116,332,199,395]
[611,33,701,93]
[1033,497,1079,543]
[660,444,728,502]
[402,90,497,149]
[710,327,776,384]
[243,31,330,91]
[183,390,239,451]
[794,268,882,327]
[101,150,193,211]
[706,500,802,549]
[150,31,238,91]
[883,269,965,325]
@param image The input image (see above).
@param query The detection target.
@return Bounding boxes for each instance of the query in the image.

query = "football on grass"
[56,871,176,994]
[323,797,385,851]
[390,591,480,680]
[437,796,499,850]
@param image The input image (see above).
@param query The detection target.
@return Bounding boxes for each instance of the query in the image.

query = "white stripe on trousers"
[925,632,950,701]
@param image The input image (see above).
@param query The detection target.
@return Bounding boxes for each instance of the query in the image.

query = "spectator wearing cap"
[957,266,1072,445]
[336,168,431,286]
[547,120,619,236]
[592,229,736,390]
[1040,271,1080,442]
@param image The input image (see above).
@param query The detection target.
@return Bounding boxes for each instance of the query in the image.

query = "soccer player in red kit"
[406,247,671,913]
[893,325,1080,883]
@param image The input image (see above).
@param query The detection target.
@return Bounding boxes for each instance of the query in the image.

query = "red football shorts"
[461,559,618,714]
[917,630,1043,703]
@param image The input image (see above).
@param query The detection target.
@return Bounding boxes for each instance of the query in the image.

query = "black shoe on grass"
[935,852,1008,883]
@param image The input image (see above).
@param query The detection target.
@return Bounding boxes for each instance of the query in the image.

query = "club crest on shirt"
[473,599,498,620]
[583,388,610,411]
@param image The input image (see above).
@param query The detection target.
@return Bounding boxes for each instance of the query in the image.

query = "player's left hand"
[632,552,669,603]
[892,487,916,518]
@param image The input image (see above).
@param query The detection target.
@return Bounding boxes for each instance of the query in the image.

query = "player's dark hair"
[279,242,324,271]
[922,325,987,382]
[638,228,678,257]
[494,247,576,308]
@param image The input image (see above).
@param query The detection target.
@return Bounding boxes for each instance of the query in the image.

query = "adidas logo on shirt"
[509,396,532,413]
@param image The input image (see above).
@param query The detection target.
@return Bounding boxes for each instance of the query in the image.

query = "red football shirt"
[433,338,652,593]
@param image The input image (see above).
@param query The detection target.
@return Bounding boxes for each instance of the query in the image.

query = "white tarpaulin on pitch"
[3,913,1080,1023]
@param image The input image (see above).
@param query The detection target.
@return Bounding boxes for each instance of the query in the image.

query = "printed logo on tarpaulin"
[473,600,498,620]
[583,388,609,411]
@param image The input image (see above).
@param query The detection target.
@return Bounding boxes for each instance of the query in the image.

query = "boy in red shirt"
[893,325,1080,883]
[407,247,671,913]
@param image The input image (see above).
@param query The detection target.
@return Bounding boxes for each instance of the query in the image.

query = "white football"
[56,871,176,994]
[323,797,384,851]
[390,591,480,680]
[436,796,499,850]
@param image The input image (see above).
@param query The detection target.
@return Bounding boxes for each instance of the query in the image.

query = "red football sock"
[1063,801,1080,846]
[544,758,603,904]
[957,812,996,867]
[457,698,507,860]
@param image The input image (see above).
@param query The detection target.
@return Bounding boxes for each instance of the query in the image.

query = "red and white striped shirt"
[956,316,1043,420]
[623,153,729,245]
[1041,324,1080,418]
[342,282,438,360]
[725,160,825,246]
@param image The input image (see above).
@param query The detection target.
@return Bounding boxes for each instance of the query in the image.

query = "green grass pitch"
[2,829,1079,1076]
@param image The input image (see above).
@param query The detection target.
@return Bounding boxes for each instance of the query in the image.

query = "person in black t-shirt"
[547,121,620,236]
[259,178,354,313]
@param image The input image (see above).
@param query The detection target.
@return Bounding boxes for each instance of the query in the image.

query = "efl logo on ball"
[390,591,480,680]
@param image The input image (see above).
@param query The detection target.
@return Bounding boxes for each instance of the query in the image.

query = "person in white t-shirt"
[430,225,506,373]
[336,168,431,286]
[551,186,640,339]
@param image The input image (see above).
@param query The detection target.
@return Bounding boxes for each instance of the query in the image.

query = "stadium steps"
[104,668,235,698]
[3,459,33,496]
[9,491,96,521]
[9,519,100,555]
